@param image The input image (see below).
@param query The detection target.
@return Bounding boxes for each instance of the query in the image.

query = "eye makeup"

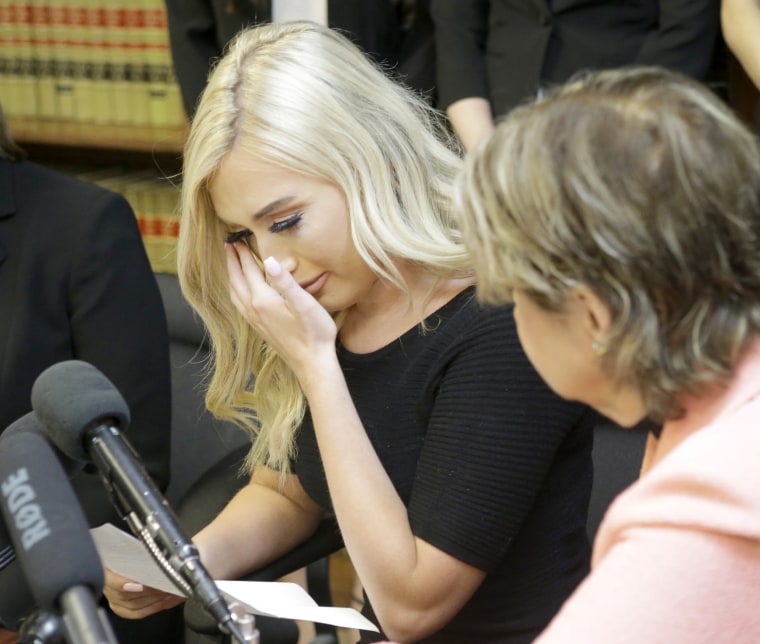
[223,208,302,244]
[268,212,303,234]
[224,229,253,244]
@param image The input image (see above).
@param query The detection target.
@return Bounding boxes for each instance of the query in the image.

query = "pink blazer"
[537,340,760,643]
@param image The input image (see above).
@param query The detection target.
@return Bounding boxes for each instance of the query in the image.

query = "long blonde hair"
[178,21,468,473]
[457,67,760,422]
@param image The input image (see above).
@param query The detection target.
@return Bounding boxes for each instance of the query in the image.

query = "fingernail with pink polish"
[264,256,282,277]
[122,582,144,592]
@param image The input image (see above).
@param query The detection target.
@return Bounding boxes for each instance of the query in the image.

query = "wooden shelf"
[7,117,188,154]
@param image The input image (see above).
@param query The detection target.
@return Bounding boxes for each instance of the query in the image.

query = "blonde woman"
[457,67,760,642]
[104,21,596,643]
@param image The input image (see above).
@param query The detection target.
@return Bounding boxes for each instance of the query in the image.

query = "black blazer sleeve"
[0,161,172,522]
[430,0,490,109]
[66,184,172,496]
[634,0,720,78]
[164,0,267,117]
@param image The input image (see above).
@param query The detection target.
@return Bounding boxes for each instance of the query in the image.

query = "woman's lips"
[300,273,328,295]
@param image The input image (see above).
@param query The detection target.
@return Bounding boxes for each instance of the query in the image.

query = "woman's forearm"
[447,97,495,152]
[194,468,322,580]
[722,0,760,89]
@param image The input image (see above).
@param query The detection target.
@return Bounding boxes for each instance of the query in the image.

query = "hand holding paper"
[91,524,378,632]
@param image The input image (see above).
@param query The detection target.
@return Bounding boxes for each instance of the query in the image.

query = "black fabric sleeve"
[67,188,172,493]
[164,0,267,117]
[430,0,491,109]
[165,0,220,117]
[407,306,588,572]
[634,0,720,78]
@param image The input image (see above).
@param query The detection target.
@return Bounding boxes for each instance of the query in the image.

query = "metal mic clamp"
[219,609,250,644]
[228,603,260,644]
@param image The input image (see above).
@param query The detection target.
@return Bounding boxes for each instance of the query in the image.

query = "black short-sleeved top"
[294,287,594,643]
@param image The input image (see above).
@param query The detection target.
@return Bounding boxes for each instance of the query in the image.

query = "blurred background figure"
[431,0,721,150]
[0,103,176,642]
[165,0,436,118]
[457,66,760,642]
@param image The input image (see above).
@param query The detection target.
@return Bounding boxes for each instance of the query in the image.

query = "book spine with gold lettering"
[30,0,56,118]
[1,0,38,117]
[0,0,15,115]
[142,0,183,128]
[67,1,90,122]
[47,0,75,119]
[83,0,109,124]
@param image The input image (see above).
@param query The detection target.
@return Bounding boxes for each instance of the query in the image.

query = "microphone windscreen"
[0,432,104,611]
[0,516,13,573]
[4,411,84,479]
[30,360,130,462]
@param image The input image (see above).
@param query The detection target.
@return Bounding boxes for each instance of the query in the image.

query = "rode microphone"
[0,412,88,640]
[0,413,55,574]
[0,509,12,574]
[31,360,247,644]
[4,411,84,480]
[0,431,117,644]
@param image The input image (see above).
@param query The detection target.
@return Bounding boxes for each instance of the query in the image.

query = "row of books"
[0,0,185,128]
[58,163,183,274]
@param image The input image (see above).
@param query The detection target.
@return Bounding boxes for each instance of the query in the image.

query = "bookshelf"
[7,116,186,153]
[1,0,188,273]
[0,0,185,128]
[7,114,187,178]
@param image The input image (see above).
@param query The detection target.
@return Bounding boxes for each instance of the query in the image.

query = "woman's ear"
[570,286,612,341]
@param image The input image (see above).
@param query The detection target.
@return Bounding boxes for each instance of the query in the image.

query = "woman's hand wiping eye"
[225,246,337,379]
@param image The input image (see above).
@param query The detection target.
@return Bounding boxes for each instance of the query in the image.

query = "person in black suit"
[165,0,436,118]
[0,106,178,642]
[430,0,721,150]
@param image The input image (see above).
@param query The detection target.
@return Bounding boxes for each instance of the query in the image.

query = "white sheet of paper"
[91,524,378,632]
[216,580,377,631]
[91,523,184,595]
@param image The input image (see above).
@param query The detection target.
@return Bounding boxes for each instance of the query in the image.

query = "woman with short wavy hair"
[458,66,760,642]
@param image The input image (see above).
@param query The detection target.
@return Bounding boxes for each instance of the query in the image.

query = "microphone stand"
[17,593,116,644]
[87,430,248,644]
[120,510,249,644]
[227,604,260,644]
[58,587,118,644]
[17,610,65,644]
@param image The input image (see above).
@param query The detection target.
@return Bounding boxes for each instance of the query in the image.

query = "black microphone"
[4,411,84,481]
[0,431,117,644]
[0,413,57,575]
[31,360,247,644]
[0,412,87,640]
[0,508,13,574]
[1,411,84,573]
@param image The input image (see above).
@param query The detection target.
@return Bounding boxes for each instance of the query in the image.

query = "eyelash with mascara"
[268,212,303,233]
[224,212,303,244]
[224,229,252,244]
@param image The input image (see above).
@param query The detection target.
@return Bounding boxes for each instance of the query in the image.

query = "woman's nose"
[256,238,297,275]
[276,255,297,275]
